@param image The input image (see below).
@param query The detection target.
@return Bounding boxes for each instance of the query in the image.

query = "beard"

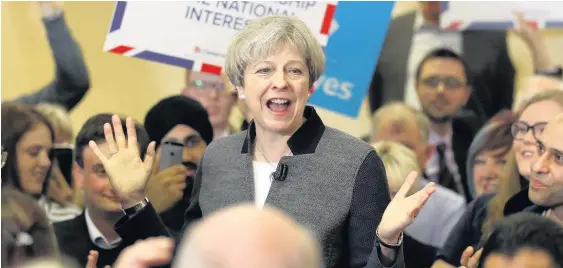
[159,160,198,231]
[181,161,198,202]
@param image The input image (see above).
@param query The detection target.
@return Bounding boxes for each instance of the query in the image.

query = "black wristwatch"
[536,66,563,78]
[121,197,149,217]
[376,228,404,250]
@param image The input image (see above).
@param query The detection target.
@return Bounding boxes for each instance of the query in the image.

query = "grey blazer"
[369,12,515,119]
[115,106,405,268]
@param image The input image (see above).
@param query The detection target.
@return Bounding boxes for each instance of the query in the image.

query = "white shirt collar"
[413,10,425,31]
[219,128,231,138]
[85,209,122,250]
[428,126,453,147]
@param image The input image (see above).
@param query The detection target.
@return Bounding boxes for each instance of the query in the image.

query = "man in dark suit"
[369,1,515,120]
[413,48,483,202]
[53,114,151,267]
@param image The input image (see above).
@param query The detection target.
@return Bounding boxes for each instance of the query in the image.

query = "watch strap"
[122,197,149,217]
[376,228,403,250]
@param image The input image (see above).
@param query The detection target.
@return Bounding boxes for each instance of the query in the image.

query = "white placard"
[440,2,563,30]
[104,1,336,73]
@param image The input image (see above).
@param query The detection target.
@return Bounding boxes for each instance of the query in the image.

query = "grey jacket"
[9,13,90,111]
[115,106,404,268]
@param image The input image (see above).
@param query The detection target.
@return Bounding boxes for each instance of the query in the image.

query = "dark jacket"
[451,112,485,203]
[404,235,437,268]
[504,187,547,216]
[54,213,127,268]
[435,193,494,266]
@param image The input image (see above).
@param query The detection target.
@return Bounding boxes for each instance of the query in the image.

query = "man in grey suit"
[369,1,515,120]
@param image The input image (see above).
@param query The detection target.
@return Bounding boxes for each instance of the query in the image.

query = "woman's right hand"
[378,171,436,244]
[88,115,156,209]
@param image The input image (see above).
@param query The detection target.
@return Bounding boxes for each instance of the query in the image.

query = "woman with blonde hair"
[434,89,563,268]
[373,141,421,198]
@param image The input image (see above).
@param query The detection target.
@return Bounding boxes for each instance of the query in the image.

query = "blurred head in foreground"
[174,204,322,268]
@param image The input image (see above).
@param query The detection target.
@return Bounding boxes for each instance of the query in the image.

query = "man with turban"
[143,95,213,231]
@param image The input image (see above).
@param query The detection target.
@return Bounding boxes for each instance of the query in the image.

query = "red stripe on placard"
[109,45,134,54]
[525,20,538,30]
[445,21,462,30]
[201,63,222,75]
[320,4,336,35]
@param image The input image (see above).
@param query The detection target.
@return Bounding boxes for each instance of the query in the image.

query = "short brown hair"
[480,110,517,155]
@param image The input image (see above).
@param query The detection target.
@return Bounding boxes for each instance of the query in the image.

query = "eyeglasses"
[184,80,238,99]
[420,76,467,91]
[510,121,547,140]
[162,135,203,148]
[188,80,226,94]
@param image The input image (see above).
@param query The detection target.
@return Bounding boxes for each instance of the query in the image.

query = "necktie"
[436,143,460,194]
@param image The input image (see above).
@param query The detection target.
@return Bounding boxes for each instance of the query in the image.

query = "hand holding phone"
[158,141,184,172]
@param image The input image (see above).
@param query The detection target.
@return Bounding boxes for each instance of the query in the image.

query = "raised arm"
[14,2,90,111]
[87,115,170,246]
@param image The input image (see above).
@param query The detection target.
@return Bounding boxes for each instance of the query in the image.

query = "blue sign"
[308,1,394,118]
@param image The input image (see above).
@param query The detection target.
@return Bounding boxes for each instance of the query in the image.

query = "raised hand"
[38,1,62,18]
[514,12,540,45]
[113,237,174,268]
[378,171,436,244]
[460,246,482,268]
[514,11,553,71]
[88,115,156,208]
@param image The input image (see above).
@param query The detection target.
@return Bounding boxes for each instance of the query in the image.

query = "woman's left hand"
[377,171,436,244]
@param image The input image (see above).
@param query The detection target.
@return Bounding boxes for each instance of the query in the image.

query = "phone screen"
[53,147,74,187]
[159,141,184,172]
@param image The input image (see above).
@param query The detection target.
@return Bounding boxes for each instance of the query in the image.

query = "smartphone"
[53,144,75,187]
[159,141,184,172]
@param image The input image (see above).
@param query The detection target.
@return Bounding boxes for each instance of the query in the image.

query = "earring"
[239,94,246,100]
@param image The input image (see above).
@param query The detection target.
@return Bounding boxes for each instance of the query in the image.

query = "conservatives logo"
[193,46,224,58]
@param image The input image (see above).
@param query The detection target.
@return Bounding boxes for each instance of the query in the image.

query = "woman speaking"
[89,15,435,268]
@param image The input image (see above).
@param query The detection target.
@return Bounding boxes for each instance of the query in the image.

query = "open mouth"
[266,98,292,114]
[521,150,535,158]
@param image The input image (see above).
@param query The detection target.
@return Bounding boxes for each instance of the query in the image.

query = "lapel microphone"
[272,163,289,181]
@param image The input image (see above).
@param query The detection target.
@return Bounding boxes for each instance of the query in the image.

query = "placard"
[441,1,563,30]
[105,1,336,74]
[105,1,394,118]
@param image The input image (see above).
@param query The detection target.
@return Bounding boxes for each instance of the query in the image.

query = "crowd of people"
[2,2,563,268]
